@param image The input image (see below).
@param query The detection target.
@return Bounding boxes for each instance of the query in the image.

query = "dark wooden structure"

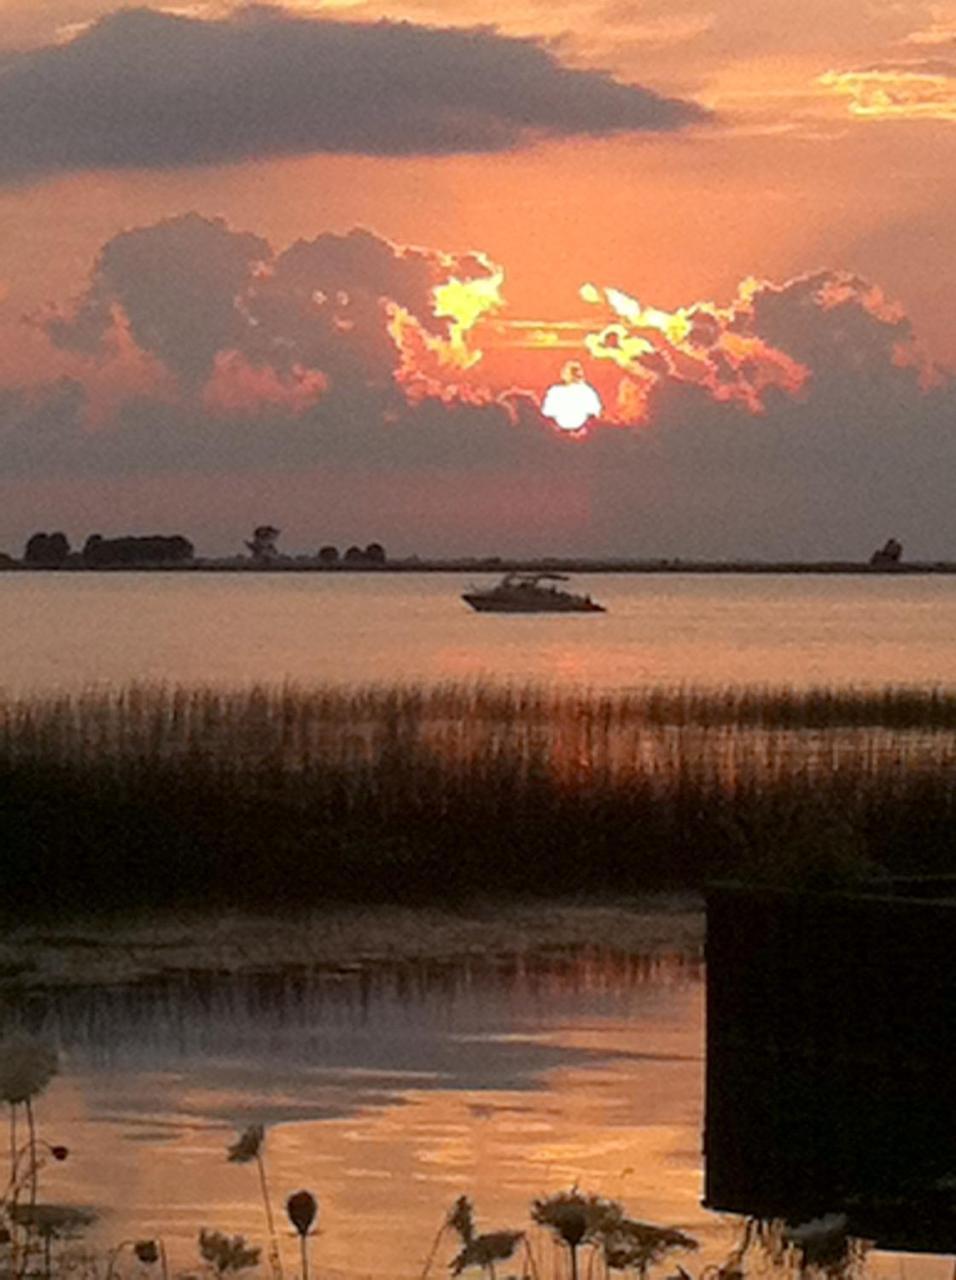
[705,879,956,1253]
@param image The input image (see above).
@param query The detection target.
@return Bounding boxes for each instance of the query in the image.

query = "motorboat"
[462,572,605,613]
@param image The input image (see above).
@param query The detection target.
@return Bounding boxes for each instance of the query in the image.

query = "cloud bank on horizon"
[4,211,955,559]
[36,213,932,423]
[0,5,707,182]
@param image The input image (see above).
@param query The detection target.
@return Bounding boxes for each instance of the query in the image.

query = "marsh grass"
[3,681,956,919]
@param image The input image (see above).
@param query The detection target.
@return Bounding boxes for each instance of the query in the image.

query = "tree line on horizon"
[22,531,195,567]
[6,526,909,570]
[17,528,388,567]
[244,525,386,565]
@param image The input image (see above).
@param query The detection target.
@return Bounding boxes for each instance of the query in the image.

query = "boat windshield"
[501,572,568,588]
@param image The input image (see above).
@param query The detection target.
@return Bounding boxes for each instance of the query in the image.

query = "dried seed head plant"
[225,1126,282,1280]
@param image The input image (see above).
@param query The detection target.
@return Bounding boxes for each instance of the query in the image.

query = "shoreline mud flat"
[0,895,704,992]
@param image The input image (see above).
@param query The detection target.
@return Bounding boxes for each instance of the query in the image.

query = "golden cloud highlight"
[385,261,852,436]
[573,278,809,421]
[820,63,956,122]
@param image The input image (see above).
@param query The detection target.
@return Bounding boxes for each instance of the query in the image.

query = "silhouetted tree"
[343,545,366,564]
[364,542,386,565]
[317,545,339,565]
[24,531,71,566]
[82,534,194,566]
[246,526,281,562]
[869,537,903,568]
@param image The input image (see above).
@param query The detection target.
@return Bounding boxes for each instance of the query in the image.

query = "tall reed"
[3,681,956,919]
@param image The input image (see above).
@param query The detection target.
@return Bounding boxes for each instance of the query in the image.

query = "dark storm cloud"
[44,214,272,387]
[0,5,708,182]
[0,380,90,474]
[41,214,496,389]
[574,271,954,556]
[0,374,561,481]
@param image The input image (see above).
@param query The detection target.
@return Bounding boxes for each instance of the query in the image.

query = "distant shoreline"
[3,559,956,574]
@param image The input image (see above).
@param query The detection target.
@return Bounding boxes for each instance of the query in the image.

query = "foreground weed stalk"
[199,1228,260,1277]
[0,1036,59,1280]
[24,1099,37,1210]
[256,1149,282,1280]
[226,1125,283,1280]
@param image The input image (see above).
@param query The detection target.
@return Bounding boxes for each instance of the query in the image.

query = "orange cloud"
[202,352,328,417]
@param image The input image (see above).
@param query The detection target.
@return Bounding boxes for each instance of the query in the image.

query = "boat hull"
[462,593,605,613]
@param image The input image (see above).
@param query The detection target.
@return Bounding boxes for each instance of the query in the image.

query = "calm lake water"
[3,956,950,1280]
[3,572,956,692]
[7,956,707,1280]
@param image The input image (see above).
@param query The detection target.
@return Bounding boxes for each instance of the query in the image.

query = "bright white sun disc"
[542,377,602,431]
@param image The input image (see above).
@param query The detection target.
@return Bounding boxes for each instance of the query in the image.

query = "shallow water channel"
[1,953,950,1280]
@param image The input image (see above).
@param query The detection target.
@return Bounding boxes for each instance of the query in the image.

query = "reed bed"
[3,681,956,919]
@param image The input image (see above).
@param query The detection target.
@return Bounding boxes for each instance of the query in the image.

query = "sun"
[541,361,602,431]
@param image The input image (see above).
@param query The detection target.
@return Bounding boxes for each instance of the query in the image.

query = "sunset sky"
[3,0,956,558]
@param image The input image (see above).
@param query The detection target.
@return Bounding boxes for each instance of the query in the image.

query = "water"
[3,956,951,1280]
[4,956,708,1280]
[3,572,956,692]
